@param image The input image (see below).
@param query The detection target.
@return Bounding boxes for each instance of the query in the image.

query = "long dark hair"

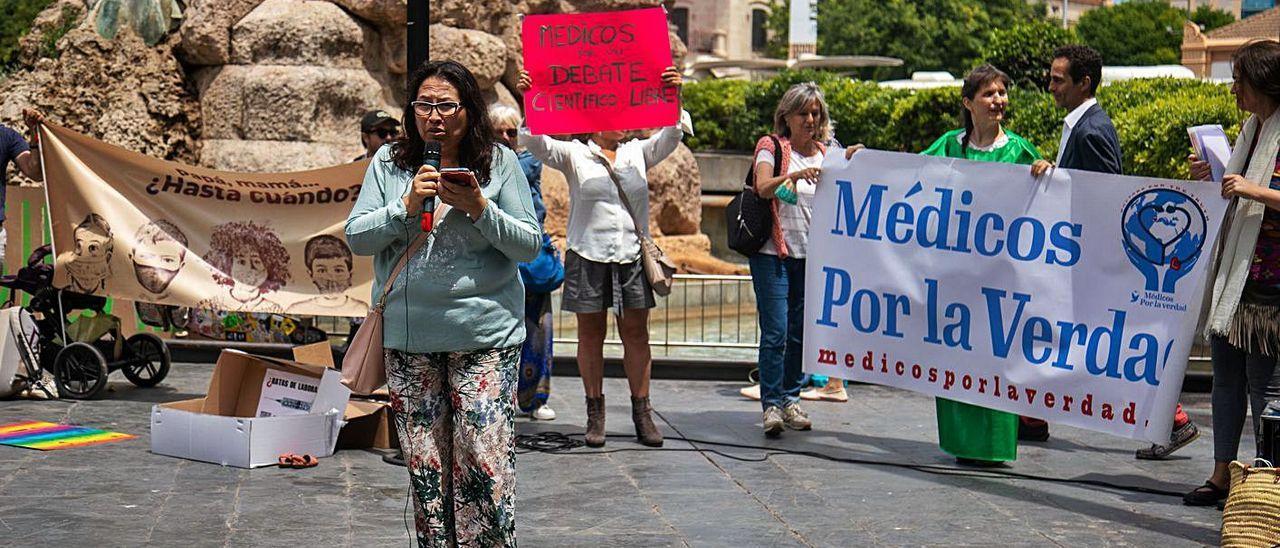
[390,60,496,186]
[960,64,1011,151]
[1233,40,1280,106]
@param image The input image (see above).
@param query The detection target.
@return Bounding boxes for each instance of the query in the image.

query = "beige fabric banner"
[40,123,373,318]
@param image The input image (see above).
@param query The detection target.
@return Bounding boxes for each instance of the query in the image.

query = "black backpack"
[725,135,782,256]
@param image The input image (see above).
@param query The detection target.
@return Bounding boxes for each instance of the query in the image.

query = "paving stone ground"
[0,363,1230,547]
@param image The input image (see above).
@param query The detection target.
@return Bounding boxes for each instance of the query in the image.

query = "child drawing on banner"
[61,213,113,295]
[286,235,368,316]
[129,219,187,299]
[197,220,289,313]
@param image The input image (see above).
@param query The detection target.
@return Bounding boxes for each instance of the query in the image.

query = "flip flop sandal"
[295,454,318,468]
[1183,481,1228,506]
[278,453,298,468]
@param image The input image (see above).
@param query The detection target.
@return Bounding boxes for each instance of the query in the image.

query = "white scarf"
[1201,112,1280,339]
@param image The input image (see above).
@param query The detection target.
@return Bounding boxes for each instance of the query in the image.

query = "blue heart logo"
[1138,203,1191,259]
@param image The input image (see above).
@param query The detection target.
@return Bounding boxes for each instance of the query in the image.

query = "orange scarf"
[753,135,825,258]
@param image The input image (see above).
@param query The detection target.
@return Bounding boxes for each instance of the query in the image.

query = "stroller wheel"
[54,342,109,399]
[122,333,170,388]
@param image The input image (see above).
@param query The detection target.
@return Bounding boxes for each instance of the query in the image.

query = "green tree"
[1075,0,1186,66]
[764,0,1048,80]
[764,0,790,59]
[681,79,753,151]
[1190,5,1235,33]
[977,0,1049,29]
[0,0,54,69]
[981,19,1077,91]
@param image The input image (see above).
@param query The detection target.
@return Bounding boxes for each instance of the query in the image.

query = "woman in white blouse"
[516,67,689,448]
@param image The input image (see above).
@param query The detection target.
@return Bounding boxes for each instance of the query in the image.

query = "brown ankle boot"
[631,396,663,447]
[584,395,606,447]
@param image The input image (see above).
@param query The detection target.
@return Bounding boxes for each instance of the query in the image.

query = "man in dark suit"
[1037,45,1199,460]
[1050,45,1122,174]
[1021,45,1123,444]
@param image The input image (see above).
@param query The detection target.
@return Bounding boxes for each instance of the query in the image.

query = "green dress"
[921,128,1042,462]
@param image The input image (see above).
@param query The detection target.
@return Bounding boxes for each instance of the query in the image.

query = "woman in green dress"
[921,65,1052,465]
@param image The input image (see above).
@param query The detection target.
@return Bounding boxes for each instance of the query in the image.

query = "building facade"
[1182,6,1280,78]
[670,0,775,62]
[1039,0,1264,22]
[1042,0,1111,24]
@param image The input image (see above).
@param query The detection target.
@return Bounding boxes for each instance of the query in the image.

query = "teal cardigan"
[345,144,541,353]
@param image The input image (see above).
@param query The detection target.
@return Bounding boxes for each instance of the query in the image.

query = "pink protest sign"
[521,7,678,135]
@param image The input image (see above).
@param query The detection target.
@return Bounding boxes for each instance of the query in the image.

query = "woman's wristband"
[775,182,798,205]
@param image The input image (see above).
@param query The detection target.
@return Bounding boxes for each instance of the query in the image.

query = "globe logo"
[1121,188,1207,293]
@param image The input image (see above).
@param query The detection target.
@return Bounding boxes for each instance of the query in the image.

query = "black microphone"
[421,141,441,232]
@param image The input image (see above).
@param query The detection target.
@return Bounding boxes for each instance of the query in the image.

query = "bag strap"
[745,135,784,189]
[593,151,648,243]
[375,230,430,312]
[769,135,783,178]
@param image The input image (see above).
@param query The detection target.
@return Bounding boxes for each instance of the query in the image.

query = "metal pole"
[1062,0,1069,29]
[407,0,429,78]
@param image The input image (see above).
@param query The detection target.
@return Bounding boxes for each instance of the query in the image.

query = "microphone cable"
[513,428,1186,499]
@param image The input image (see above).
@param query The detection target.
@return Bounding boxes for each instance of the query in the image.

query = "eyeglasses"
[367,128,399,139]
[411,101,462,118]
[501,129,518,138]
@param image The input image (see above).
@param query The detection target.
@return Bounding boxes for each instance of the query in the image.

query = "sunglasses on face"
[501,129,518,138]
[367,128,399,139]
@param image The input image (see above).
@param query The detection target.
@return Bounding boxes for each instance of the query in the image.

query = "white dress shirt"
[519,111,693,263]
[1055,97,1097,164]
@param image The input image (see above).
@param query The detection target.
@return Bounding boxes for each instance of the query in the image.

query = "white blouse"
[756,148,823,258]
[519,111,693,263]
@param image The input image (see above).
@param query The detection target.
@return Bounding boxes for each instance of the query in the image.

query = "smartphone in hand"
[439,167,474,186]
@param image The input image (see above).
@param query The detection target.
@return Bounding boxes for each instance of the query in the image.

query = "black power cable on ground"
[513,431,1186,499]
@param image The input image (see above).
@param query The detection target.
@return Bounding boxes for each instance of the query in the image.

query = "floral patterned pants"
[386,346,520,547]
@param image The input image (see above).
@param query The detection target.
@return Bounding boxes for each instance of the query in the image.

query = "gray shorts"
[561,250,655,313]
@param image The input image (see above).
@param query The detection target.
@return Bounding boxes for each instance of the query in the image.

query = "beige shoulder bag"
[340,231,431,395]
[595,154,677,296]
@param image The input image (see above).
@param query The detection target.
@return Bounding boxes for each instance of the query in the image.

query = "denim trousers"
[750,253,806,411]
[1210,336,1280,463]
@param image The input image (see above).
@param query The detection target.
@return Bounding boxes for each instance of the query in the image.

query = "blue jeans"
[750,253,806,411]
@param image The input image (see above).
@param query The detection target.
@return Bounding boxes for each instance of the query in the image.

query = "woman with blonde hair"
[747,82,862,436]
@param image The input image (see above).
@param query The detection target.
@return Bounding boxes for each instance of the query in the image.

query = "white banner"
[805,150,1229,443]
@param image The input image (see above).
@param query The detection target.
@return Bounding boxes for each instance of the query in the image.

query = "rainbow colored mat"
[0,420,134,450]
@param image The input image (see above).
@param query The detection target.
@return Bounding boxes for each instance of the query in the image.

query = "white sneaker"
[739,384,761,400]
[531,405,557,421]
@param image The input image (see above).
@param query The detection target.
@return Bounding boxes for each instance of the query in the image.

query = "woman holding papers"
[1185,40,1280,507]
[516,66,688,448]
[921,65,1052,465]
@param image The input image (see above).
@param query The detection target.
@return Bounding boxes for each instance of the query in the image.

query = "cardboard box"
[289,342,398,451]
[290,341,336,370]
[338,399,399,450]
[150,349,351,468]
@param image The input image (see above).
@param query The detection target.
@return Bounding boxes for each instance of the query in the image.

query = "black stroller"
[0,245,171,399]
